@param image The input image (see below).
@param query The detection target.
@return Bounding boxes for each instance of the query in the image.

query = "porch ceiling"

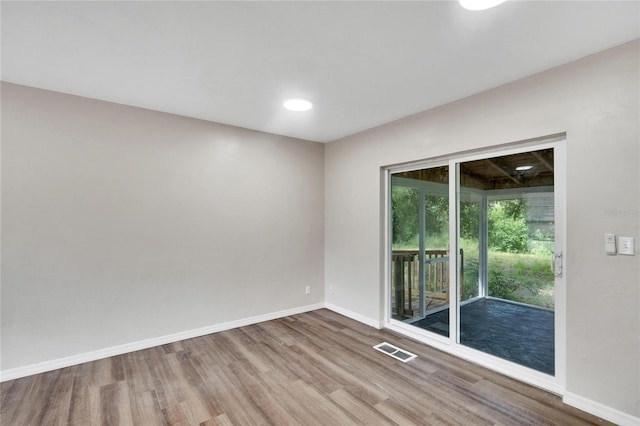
[396,148,554,190]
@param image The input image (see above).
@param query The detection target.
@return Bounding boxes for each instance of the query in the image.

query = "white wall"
[325,40,639,418]
[1,83,325,371]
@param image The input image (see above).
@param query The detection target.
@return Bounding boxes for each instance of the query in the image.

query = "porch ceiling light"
[459,0,507,11]
[283,99,313,112]
[515,165,533,171]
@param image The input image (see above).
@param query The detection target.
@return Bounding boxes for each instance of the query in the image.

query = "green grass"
[465,249,554,309]
[488,251,554,309]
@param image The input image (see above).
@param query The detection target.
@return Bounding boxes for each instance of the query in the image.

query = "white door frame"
[383,136,566,395]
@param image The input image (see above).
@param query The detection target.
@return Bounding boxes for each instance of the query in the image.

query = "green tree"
[460,201,480,241]
[425,195,449,247]
[488,199,528,253]
[391,186,419,246]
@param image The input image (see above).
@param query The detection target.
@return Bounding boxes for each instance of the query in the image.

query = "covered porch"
[390,147,556,376]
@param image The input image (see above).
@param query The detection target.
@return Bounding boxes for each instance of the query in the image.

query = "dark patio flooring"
[412,298,555,375]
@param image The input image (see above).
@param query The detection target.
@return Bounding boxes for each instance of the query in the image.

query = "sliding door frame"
[383,136,566,395]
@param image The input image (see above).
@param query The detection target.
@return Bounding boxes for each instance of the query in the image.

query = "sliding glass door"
[388,142,563,380]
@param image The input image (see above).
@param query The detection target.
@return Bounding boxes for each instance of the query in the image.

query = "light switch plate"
[605,233,617,255]
[618,237,635,256]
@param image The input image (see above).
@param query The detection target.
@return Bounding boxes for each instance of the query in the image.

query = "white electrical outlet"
[618,237,635,256]
[305,285,311,295]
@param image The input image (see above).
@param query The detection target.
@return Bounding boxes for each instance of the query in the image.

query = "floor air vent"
[373,342,417,363]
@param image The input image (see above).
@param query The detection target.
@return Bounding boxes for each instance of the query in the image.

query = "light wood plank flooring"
[1,309,613,425]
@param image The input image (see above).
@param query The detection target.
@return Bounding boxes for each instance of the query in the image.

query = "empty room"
[1,1,639,425]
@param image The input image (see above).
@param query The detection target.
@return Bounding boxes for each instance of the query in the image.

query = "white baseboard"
[0,302,324,383]
[563,392,640,426]
[324,302,383,329]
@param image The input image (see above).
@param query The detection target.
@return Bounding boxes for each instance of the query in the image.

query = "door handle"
[554,251,563,278]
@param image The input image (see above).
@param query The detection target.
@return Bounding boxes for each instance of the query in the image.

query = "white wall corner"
[0,302,325,383]
[563,392,640,426]
[324,302,383,329]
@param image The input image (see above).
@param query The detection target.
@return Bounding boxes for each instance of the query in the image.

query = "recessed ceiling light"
[283,99,312,112]
[516,165,533,171]
[459,0,507,11]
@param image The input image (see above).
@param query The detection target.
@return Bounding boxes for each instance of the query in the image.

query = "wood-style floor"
[1,309,612,425]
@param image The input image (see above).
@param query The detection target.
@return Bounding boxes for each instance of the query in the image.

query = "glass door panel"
[457,148,556,375]
[390,166,450,337]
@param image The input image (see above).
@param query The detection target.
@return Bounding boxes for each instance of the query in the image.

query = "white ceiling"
[2,1,639,143]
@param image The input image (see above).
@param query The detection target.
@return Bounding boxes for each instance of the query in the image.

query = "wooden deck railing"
[391,249,463,319]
